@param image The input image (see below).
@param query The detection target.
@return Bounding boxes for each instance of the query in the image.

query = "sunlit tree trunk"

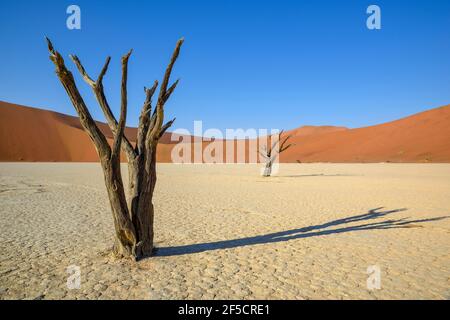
[260,130,294,177]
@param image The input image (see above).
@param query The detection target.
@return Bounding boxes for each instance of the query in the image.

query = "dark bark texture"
[46,37,183,260]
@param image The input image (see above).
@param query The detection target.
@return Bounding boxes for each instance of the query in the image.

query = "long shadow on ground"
[279,174,359,178]
[154,207,448,257]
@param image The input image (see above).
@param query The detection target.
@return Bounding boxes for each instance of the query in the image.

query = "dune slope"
[281,105,450,163]
[1,101,449,162]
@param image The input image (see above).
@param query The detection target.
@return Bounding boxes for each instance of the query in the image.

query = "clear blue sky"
[1,0,449,133]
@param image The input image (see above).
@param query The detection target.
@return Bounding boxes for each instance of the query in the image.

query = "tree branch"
[280,143,294,152]
[97,56,111,84]
[69,54,136,161]
[158,117,176,139]
[70,55,96,86]
[259,150,269,159]
[163,79,180,103]
[112,50,132,159]
[280,132,294,153]
[46,37,111,159]
[137,81,158,154]
[148,38,184,142]
[270,130,283,153]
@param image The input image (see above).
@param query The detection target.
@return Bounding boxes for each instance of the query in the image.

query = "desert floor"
[0,163,449,300]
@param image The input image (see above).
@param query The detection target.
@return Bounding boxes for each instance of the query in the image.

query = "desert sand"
[1,101,450,163]
[0,163,449,299]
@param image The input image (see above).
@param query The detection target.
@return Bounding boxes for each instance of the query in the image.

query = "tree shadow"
[155,207,448,257]
[278,174,359,178]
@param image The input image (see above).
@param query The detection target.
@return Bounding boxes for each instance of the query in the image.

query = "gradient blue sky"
[1,0,449,133]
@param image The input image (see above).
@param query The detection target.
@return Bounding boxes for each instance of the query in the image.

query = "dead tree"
[259,130,294,177]
[46,37,183,260]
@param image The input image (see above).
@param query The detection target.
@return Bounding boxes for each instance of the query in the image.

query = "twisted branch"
[147,38,184,142]
[70,54,136,161]
[46,37,110,159]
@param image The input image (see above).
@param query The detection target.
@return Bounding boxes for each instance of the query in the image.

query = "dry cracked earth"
[0,163,449,299]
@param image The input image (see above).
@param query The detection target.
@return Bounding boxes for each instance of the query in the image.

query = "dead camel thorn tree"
[46,37,183,260]
[259,130,294,177]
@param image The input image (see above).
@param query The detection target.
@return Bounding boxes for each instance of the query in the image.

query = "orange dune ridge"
[1,100,449,163]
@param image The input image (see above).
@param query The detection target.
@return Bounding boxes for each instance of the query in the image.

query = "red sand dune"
[1,100,449,163]
[279,105,450,163]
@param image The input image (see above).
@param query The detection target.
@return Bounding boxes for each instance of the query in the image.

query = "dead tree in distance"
[46,37,183,260]
[260,130,294,177]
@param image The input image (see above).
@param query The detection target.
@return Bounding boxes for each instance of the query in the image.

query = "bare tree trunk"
[134,148,157,257]
[263,160,272,177]
[260,130,294,177]
[104,159,137,257]
[46,37,183,260]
